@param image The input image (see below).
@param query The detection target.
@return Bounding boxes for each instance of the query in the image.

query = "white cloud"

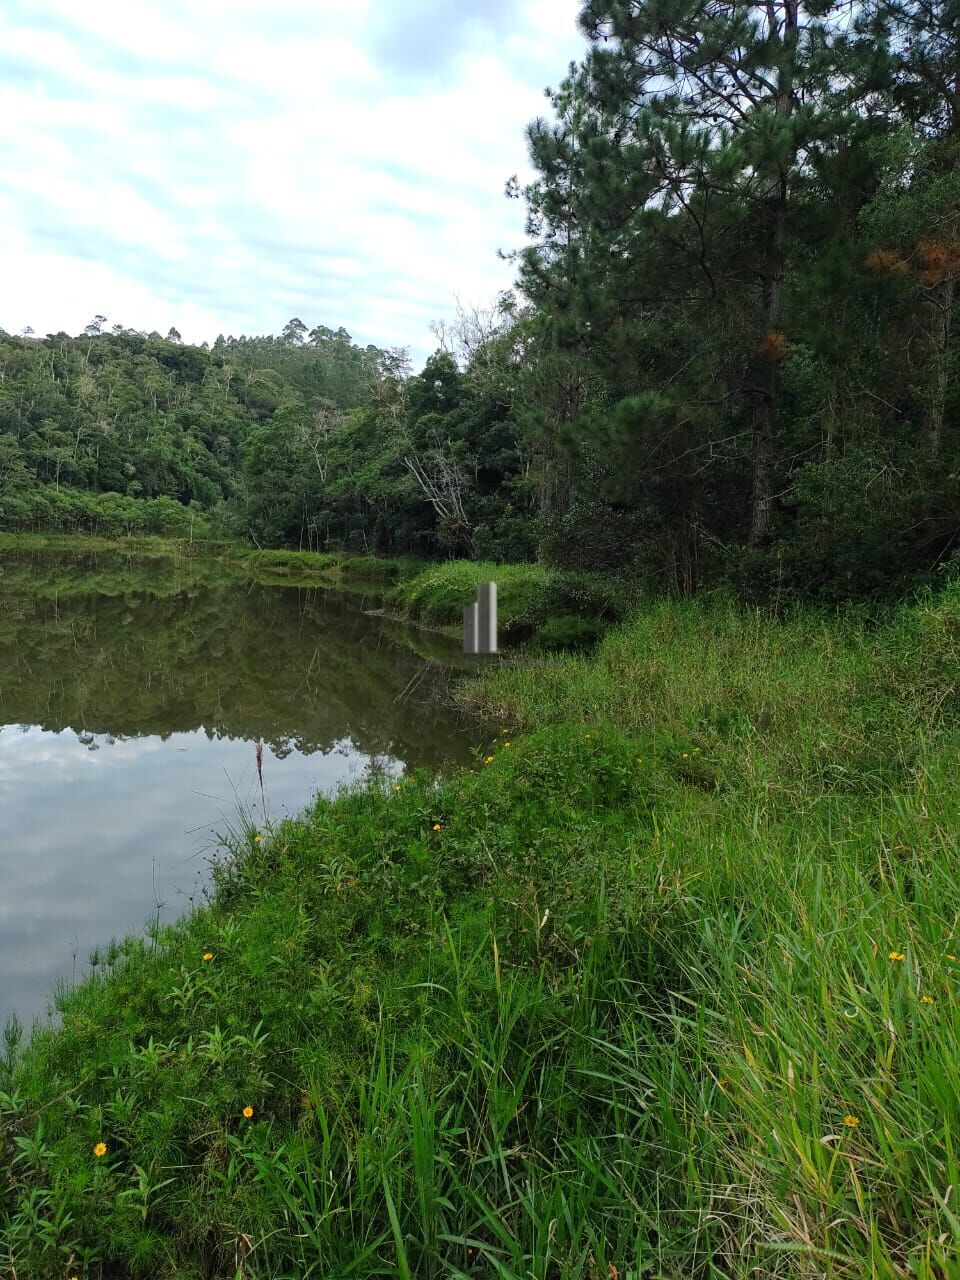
[0,0,585,361]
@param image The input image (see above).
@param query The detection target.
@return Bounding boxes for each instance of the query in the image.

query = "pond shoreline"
[0,545,481,1036]
[4,567,960,1274]
[0,531,630,647]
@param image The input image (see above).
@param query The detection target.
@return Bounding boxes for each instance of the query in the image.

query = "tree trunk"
[750,194,787,546]
[535,364,581,559]
[749,0,797,546]
[921,261,955,461]
[669,510,700,597]
[536,430,574,528]
[750,388,777,545]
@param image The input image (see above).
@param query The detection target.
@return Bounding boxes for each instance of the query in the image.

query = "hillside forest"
[2,0,960,603]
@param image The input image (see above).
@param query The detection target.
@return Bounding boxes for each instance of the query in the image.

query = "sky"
[0,0,586,366]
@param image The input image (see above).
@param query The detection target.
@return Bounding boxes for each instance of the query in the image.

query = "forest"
[2,0,959,604]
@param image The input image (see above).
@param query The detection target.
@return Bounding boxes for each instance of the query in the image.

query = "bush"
[0,485,211,540]
[391,560,638,638]
[533,613,607,650]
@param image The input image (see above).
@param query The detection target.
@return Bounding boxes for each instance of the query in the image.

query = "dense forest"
[2,0,959,602]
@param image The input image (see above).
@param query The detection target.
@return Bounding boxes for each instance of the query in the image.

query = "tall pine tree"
[520,0,885,556]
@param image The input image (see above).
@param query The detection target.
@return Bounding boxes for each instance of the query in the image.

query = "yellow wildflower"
[394,785,402,792]
[254,834,262,844]
[504,741,511,747]
[243,1105,254,1119]
[93,1141,107,1157]
[888,951,905,961]
[948,954,957,962]
[202,952,214,962]
[682,752,689,759]
[484,755,494,764]
[921,994,936,1005]
[432,823,442,831]
[842,1115,859,1128]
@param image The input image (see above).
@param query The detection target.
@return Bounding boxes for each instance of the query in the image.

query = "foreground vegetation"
[2,576,959,1278]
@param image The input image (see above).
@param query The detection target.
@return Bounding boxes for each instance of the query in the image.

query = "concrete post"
[477,581,497,654]
[463,602,479,654]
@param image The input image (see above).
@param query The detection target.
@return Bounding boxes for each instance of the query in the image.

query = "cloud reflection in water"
[0,723,391,1028]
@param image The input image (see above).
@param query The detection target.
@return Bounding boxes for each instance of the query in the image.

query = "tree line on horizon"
[2,0,959,602]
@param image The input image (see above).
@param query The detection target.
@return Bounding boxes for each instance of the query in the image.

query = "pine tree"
[520,0,884,549]
[871,0,960,459]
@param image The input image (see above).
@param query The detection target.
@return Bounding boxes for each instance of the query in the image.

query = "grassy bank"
[3,582,960,1277]
[389,559,632,644]
[221,553,634,639]
[219,547,420,591]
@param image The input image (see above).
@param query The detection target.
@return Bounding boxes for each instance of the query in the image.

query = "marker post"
[464,582,497,655]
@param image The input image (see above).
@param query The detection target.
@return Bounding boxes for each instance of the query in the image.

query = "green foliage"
[0,324,405,550]
[0,485,210,538]
[505,0,960,599]
[4,582,960,1275]
[532,613,606,651]
[390,559,632,637]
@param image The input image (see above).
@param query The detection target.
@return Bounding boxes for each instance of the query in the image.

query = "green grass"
[3,582,960,1277]
[389,560,632,640]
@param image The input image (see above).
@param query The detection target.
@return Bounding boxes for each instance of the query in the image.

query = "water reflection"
[0,550,481,1027]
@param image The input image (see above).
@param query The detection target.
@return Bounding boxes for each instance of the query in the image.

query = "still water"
[0,549,481,1029]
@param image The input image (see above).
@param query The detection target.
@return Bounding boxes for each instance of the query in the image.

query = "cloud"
[0,722,384,1027]
[368,0,519,78]
[0,0,585,363]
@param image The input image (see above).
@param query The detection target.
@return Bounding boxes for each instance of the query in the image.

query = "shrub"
[533,613,607,651]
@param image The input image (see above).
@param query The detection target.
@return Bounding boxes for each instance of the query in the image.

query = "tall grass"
[2,584,960,1277]
[464,587,960,797]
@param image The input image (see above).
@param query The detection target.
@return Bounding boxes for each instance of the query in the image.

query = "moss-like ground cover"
[2,581,960,1277]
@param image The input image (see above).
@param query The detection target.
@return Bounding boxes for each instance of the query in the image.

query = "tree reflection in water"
[0,547,484,1027]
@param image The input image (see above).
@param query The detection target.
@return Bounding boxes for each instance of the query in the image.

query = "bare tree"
[295,404,343,484]
[403,445,475,552]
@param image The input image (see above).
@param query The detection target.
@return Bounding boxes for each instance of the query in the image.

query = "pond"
[0,548,482,1031]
